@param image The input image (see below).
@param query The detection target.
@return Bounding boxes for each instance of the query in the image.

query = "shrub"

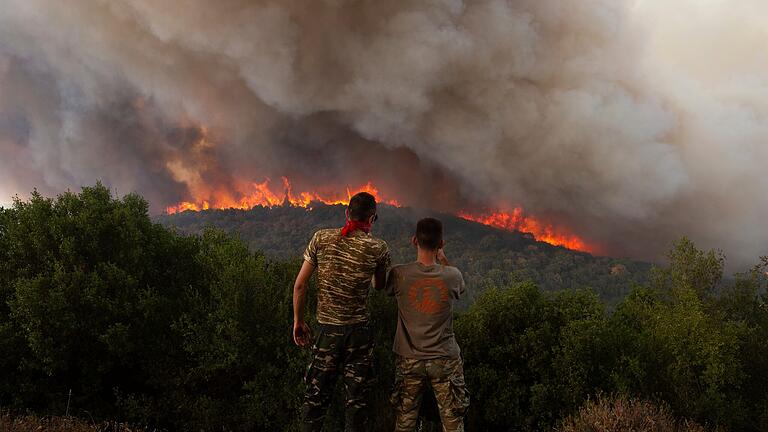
[0,409,143,432]
[557,395,706,432]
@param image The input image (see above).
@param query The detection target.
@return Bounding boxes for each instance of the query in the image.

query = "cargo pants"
[301,321,375,432]
[391,355,470,432]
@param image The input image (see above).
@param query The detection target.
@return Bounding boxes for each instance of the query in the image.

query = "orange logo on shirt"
[407,278,449,315]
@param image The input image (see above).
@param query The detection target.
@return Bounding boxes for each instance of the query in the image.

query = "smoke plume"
[0,0,766,266]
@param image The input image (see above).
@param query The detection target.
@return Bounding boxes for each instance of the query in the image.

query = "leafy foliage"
[455,284,609,430]
[1,185,767,431]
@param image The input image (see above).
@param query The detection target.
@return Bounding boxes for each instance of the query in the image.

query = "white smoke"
[0,0,766,266]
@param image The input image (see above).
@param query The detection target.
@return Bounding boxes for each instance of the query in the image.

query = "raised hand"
[437,248,449,266]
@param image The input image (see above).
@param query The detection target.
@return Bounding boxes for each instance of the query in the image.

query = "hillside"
[157,203,652,307]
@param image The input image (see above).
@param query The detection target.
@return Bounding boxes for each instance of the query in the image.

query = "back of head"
[416,217,443,250]
[348,192,377,221]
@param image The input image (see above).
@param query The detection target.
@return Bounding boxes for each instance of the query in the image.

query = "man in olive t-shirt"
[292,192,390,432]
[385,218,470,432]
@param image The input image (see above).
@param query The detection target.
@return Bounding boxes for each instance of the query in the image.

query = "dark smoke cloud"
[0,0,766,266]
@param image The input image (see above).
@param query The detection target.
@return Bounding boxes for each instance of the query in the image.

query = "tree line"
[1,184,766,431]
[158,202,652,309]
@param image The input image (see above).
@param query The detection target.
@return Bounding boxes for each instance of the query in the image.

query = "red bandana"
[341,219,371,237]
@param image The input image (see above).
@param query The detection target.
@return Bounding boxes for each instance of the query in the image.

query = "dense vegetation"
[157,203,652,308]
[1,185,767,431]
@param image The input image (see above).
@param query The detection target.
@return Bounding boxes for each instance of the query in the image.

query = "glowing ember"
[458,209,596,253]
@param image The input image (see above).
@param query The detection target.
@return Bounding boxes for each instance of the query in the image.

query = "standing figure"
[292,192,391,432]
[387,218,470,432]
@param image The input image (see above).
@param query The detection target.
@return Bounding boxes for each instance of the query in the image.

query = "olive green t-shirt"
[386,262,465,359]
[303,228,390,325]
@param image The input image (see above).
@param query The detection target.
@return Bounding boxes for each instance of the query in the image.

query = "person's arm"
[437,248,450,267]
[384,267,398,296]
[292,260,315,347]
[294,231,320,347]
[373,246,391,291]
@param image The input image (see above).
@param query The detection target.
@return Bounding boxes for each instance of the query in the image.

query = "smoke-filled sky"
[0,0,766,266]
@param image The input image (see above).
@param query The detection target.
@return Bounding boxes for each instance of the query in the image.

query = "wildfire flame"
[166,176,594,253]
[165,177,399,214]
[457,209,597,253]
[164,127,593,252]
[163,127,400,214]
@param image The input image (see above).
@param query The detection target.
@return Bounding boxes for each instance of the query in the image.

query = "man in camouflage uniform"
[292,192,390,432]
[386,218,470,432]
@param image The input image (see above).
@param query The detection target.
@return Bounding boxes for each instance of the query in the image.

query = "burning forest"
[160,125,595,252]
[1,0,767,266]
[165,175,595,253]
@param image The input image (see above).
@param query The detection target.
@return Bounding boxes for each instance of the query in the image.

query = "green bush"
[454,283,617,430]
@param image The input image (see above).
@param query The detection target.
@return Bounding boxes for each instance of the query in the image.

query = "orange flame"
[166,176,594,253]
[165,177,399,214]
[162,126,594,252]
[457,209,596,253]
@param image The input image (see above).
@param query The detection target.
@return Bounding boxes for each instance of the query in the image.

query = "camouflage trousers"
[301,321,375,432]
[391,356,470,432]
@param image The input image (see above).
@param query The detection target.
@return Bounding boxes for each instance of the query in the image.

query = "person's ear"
[412,236,418,247]
[368,214,376,224]
[438,239,445,249]
[345,208,350,221]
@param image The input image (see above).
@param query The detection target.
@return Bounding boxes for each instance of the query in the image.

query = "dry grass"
[558,395,711,432]
[0,411,144,432]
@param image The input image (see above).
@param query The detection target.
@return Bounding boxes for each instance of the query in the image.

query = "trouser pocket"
[302,326,343,426]
[342,324,375,394]
[447,359,470,417]
[304,326,344,389]
[448,373,470,416]
[392,356,425,408]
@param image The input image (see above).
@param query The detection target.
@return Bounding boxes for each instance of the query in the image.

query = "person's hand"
[293,321,312,347]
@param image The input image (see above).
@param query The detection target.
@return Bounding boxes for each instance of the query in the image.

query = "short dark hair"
[348,192,377,221]
[416,217,443,250]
